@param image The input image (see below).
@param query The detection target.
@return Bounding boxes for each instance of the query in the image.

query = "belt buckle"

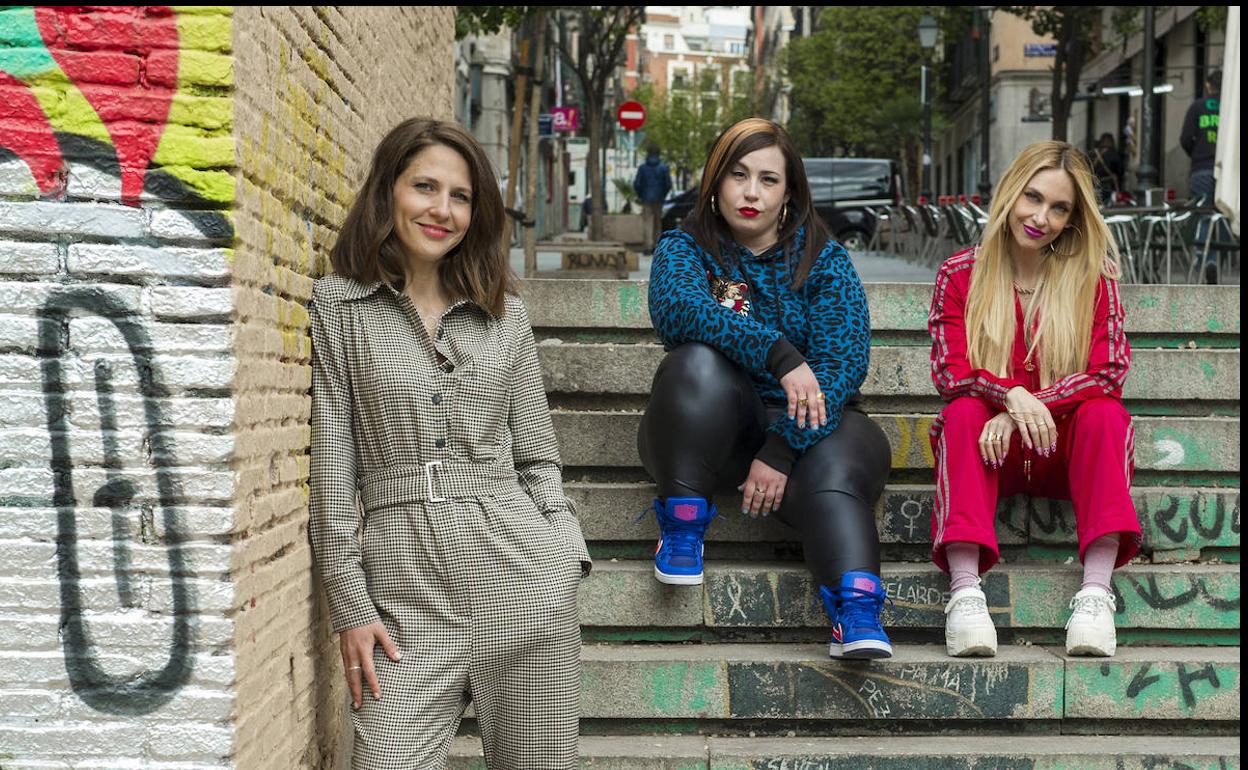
[424,460,446,503]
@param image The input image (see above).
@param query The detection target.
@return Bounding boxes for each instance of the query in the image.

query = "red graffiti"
[17,6,179,205]
[0,70,66,196]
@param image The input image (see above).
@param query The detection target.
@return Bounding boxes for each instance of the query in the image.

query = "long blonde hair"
[965,141,1120,387]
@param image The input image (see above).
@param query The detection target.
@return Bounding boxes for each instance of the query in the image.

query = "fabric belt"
[359,460,519,511]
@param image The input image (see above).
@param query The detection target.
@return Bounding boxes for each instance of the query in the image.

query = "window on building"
[664,34,674,49]
[672,70,689,90]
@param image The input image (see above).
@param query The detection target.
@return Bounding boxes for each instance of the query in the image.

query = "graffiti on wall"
[0,5,233,205]
[2,6,234,715]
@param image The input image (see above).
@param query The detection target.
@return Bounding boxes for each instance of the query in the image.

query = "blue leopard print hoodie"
[648,226,871,474]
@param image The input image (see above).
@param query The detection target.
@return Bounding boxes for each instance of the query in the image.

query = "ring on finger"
[349,665,362,671]
[797,397,808,405]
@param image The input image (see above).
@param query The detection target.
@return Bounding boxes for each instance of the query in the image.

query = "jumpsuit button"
[435,438,446,448]
[432,393,442,405]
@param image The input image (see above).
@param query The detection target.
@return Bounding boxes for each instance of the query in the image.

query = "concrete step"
[576,644,1239,722]
[537,343,1240,404]
[520,279,1242,339]
[577,561,1240,633]
[450,735,1242,770]
[568,482,1241,554]
[553,411,1241,474]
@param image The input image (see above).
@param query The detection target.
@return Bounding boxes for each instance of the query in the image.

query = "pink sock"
[1081,533,1122,592]
[946,541,982,593]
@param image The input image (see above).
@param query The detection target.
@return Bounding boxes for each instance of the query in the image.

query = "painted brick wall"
[0,5,454,767]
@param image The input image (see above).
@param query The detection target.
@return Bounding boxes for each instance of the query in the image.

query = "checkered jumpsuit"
[308,275,591,769]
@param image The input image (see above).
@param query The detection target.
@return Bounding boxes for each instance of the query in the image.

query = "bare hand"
[1005,386,1057,454]
[978,412,1017,468]
[340,622,401,709]
[738,458,788,517]
[779,363,826,430]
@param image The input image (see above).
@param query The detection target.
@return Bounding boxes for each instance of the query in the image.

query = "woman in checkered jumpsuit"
[308,119,591,768]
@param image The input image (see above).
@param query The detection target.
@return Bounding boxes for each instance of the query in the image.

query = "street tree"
[1000,7,1141,142]
[630,70,757,190]
[555,6,646,240]
[785,7,962,199]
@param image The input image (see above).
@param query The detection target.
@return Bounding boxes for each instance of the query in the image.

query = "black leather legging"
[637,343,892,586]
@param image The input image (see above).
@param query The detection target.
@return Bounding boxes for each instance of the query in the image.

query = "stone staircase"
[453,278,1241,769]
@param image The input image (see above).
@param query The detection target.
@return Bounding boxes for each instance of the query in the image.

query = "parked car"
[661,187,698,232]
[804,157,903,252]
[658,158,902,252]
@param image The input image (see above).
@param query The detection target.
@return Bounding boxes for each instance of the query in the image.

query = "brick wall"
[231,7,454,768]
[0,6,454,767]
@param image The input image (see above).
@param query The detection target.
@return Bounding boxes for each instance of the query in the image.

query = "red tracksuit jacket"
[928,247,1131,422]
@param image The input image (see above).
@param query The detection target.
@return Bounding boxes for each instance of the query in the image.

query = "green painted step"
[577,644,1239,722]
[577,562,1240,632]
[705,736,1241,770]
[450,735,1241,770]
[567,482,1240,552]
[520,279,1242,337]
[553,411,1242,473]
[536,343,1240,402]
[449,736,708,770]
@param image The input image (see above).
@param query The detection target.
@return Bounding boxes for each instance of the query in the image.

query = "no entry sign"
[617,100,646,131]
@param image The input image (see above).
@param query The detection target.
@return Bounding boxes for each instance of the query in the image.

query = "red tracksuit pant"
[930,396,1142,574]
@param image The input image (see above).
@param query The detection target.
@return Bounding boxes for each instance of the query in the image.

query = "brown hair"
[330,118,514,315]
[683,118,830,289]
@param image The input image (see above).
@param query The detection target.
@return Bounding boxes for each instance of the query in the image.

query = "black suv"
[661,157,902,252]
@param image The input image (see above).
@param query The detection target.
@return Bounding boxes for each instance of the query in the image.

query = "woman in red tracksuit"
[927,140,1141,659]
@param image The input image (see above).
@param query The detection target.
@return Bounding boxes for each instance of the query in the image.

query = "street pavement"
[510,246,938,283]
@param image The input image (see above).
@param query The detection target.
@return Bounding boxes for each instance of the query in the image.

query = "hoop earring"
[1048,223,1081,257]
[778,203,789,229]
[710,194,719,216]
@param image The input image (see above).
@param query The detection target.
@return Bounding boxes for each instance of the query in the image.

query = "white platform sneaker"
[944,582,998,657]
[1065,586,1117,656]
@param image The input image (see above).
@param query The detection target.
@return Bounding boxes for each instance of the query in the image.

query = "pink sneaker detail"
[853,577,877,592]
[673,503,699,521]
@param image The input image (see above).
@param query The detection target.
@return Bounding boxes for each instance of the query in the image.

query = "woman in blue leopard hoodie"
[640,118,894,658]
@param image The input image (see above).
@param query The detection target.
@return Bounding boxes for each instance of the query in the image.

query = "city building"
[629,6,752,96]
[747,6,798,124]
[933,7,1228,200]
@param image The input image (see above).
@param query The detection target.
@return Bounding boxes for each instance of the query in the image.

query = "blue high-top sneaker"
[821,571,894,659]
[653,496,717,585]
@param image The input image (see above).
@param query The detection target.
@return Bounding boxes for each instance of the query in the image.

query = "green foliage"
[455,7,539,40]
[628,78,759,188]
[784,7,941,157]
[1195,6,1229,34]
[612,177,639,212]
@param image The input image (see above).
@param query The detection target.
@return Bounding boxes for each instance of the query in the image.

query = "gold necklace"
[1013,282,1038,295]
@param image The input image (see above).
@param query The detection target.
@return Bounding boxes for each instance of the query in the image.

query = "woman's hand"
[1004,386,1057,453]
[340,622,401,709]
[978,412,1017,468]
[738,459,788,517]
[779,363,826,430]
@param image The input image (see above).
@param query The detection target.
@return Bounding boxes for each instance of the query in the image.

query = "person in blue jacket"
[639,118,894,658]
[634,146,673,253]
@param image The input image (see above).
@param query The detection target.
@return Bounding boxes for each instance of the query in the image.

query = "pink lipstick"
[421,224,452,239]
[1023,225,1045,239]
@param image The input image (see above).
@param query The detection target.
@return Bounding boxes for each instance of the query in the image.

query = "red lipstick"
[738,207,759,218]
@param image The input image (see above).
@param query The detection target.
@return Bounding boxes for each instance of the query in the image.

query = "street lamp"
[917,12,938,203]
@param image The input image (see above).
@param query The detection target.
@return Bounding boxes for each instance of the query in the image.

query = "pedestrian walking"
[641,118,895,659]
[309,118,590,769]
[928,140,1141,659]
[633,146,672,253]
[1180,69,1223,283]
